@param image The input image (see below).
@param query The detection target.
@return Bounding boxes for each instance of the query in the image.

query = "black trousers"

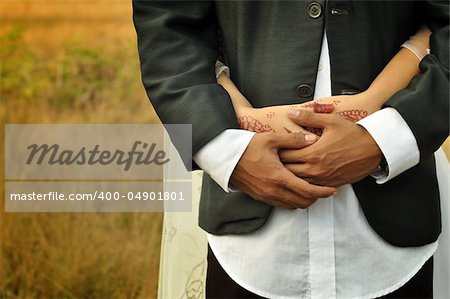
[206,245,434,299]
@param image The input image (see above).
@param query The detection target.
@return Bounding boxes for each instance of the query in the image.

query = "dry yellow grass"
[1,1,163,298]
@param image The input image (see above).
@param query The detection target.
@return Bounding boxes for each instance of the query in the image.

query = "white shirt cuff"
[193,129,255,192]
[357,107,420,184]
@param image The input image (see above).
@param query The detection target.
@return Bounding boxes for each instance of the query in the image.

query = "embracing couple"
[133,1,449,298]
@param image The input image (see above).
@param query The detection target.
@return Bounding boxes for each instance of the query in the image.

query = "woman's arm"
[217,27,431,134]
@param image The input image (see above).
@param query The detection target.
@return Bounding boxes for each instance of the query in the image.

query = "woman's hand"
[235,106,314,136]
[297,92,381,123]
[291,92,382,135]
[232,91,381,136]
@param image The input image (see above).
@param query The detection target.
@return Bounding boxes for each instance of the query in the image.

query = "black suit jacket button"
[308,2,322,19]
[297,84,313,98]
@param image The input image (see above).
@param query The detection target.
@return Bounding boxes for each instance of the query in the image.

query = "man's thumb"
[288,109,329,128]
[271,132,317,149]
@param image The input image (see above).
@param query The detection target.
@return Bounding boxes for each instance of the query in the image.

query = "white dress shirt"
[194,33,438,298]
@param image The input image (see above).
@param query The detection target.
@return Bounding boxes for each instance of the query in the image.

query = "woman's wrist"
[358,89,386,111]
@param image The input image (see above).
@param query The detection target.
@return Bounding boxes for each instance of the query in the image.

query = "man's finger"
[270,132,317,149]
[280,167,337,199]
[271,187,311,209]
[288,109,334,128]
[283,163,329,186]
[284,163,310,177]
[264,195,298,210]
[279,147,312,163]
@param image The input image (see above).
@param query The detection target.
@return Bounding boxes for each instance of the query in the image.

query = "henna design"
[301,102,316,109]
[336,109,368,122]
[238,116,275,133]
[283,127,293,134]
[265,111,276,119]
[300,102,336,113]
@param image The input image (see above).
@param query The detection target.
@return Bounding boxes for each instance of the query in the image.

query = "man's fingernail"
[288,109,299,117]
[305,134,316,142]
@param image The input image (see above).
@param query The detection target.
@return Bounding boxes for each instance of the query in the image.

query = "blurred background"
[1,1,162,298]
[0,1,449,299]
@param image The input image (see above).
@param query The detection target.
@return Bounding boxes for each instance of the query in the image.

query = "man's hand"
[280,110,382,187]
[230,132,337,209]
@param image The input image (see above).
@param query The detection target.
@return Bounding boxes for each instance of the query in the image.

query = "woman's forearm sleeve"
[215,61,230,78]
[401,26,431,61]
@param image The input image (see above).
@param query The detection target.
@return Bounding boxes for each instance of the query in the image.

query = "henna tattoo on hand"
[302,109,367,135]
[283,127,293,134]
[238,116,275,133]
[301,102,316,109]
[336,109,368,122]
[300,102,336,113]
[265,111,276,119]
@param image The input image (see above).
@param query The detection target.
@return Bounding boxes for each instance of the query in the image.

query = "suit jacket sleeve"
[132,1,239,168]
[384,0,449,160]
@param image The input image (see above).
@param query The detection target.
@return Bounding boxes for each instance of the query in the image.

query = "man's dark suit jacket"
[133,1,449,247]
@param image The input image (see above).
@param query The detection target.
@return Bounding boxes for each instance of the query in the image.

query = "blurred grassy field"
[1,1,163,298]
